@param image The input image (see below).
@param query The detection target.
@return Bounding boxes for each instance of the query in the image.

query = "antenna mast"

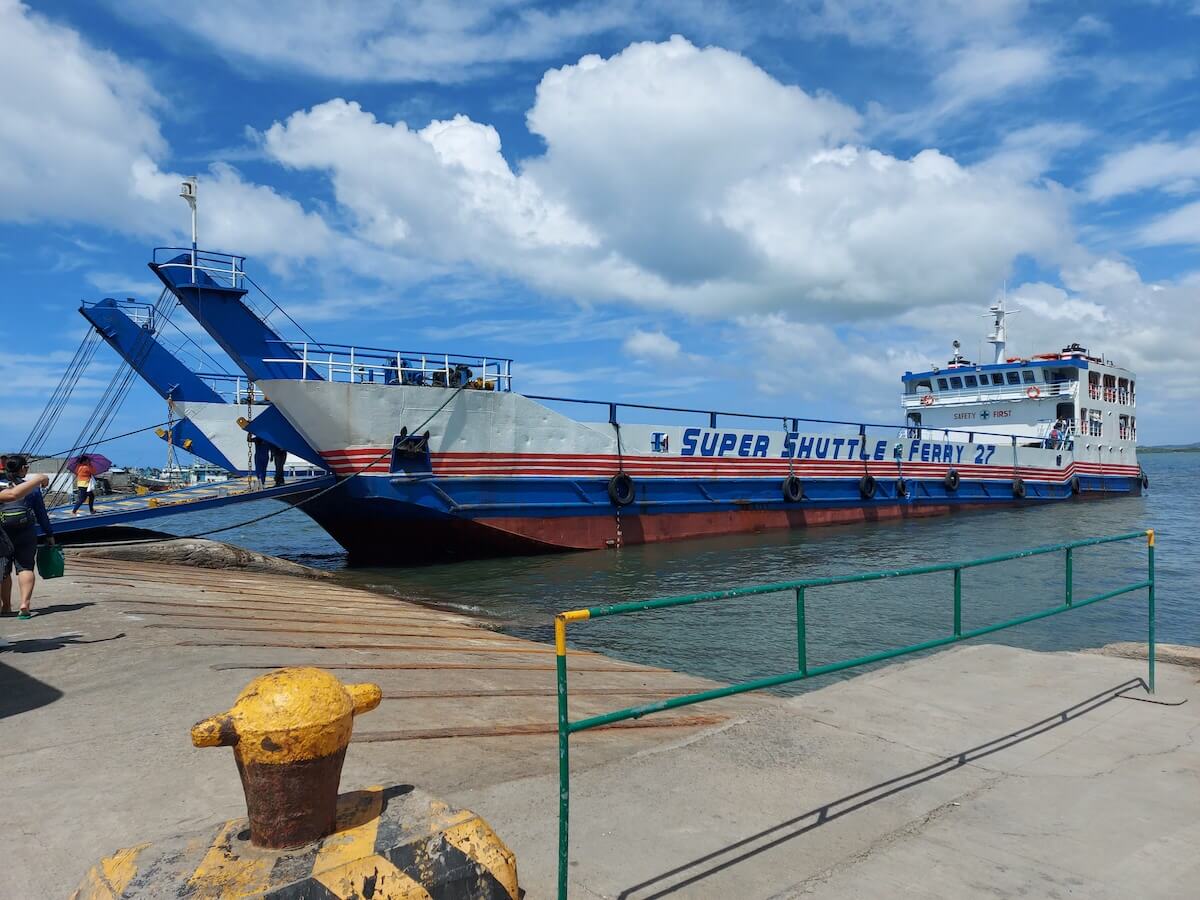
[179,177,198,284]
[986,293,1019,365]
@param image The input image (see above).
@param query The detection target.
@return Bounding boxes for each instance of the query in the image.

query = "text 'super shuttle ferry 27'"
[149,248,1144,563]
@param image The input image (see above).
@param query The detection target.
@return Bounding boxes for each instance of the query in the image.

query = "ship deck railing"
[902,380,1076,408]
[262,340,513,391]
[551,530,1157,899]
[153,247,246,290]
[525,393,1056,446]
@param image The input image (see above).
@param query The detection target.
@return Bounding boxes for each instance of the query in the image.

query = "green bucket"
[36,544,65,579]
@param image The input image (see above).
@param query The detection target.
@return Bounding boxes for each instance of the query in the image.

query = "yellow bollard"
[191,667,381,849]
[73,667,518,898]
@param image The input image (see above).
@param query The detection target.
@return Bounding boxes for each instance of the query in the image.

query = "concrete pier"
[2,553,1196,898]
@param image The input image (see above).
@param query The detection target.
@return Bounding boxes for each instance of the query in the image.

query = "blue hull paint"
[294,473,1141,564]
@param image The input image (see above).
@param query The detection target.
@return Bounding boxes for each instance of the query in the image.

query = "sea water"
[151,451,1199,691]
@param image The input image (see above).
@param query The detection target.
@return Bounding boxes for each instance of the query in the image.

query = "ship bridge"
[901,346,1137,448]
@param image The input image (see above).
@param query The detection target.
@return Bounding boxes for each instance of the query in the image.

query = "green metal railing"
[554,529,1156,898]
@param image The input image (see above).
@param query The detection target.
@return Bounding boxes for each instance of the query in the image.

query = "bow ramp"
[42,476,334,539]
[80,295,324,470]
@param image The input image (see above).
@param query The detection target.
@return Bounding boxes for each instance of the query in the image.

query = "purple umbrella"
[67,452,113,475]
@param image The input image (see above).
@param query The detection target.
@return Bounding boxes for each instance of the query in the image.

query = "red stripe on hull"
[476,503,999,552]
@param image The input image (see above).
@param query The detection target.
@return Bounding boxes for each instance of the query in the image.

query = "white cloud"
[802,0,1031,50]
[261,37,1070,318]
[114,0,643,83]
[1088,134,1200,201]
[624,329,682,362]
[1139,200,1200,247]
[932,42,1056,110]
[0,1,332,264]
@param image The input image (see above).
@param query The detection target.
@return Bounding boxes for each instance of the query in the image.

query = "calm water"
[151,452,1199,691]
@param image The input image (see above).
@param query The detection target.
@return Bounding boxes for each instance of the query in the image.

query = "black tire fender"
[1140,469,1149,489]
[782,475,803,503]
[858,474,877,499]
[1012,477,1026,499]
[944,469,961,491]
[895,478,908,498]
[608,472,635,506]
[1070,476,1081,495]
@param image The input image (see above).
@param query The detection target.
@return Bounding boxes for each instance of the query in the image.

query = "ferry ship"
[149,248,1144,563]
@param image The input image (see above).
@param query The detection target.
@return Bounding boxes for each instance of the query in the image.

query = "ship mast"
[986,294,1018,365]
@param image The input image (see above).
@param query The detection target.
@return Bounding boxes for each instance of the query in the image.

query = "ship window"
[1006,371,1020,385]
[965,375,977,387]
[991,373,1004,385]
[1022,370,1036,384]
[949,376,963,389]
[937,378,948,390]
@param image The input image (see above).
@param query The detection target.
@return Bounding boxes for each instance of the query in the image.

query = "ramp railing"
[553,529,1156,898]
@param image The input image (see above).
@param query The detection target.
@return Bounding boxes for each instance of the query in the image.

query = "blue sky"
[2,0,1199,465]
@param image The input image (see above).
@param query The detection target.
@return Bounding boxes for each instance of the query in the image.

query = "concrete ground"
[2,554,1197,898]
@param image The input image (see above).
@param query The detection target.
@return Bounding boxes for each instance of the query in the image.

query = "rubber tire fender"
[944,469,961,491]
[608,472,635,507]
[782,475,803,503]
[1070,476,1081,495]
[1012,476,1027,499]
[1140,470,1149,489]
[895,478,908,498]
[858,474,877,499]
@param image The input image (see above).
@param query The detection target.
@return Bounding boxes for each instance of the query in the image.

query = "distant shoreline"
[1140,445,1200,454]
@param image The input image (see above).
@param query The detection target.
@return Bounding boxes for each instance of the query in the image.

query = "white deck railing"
[262,341,513,391]
[902,381,1076,409]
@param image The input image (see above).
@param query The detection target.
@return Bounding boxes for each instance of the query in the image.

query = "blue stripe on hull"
[297,473,1141,564]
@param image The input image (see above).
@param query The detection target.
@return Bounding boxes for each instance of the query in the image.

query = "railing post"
[1065,547,1073,606]
[555,615,571,900]
[1147,530,1156,694]
[709,411,717,428]
[301,343,308,380]
[953,567,962,637]
[796,587,807,675]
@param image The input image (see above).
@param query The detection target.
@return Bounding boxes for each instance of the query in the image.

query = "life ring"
[607,472,635,506]
[1070,476,1081,495]
[1026,385,1041,399]
[895,478,908,498]
[1012,477,1026,499]
[920,394,934,406]
[782,475,803,503]
[944,469,960,491]
[858,474,877,499]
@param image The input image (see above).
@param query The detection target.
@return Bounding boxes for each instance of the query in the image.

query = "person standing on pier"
[0,455,54,622]
[271,444,287,487]
[250,435,271,488]
[70,454,96,515]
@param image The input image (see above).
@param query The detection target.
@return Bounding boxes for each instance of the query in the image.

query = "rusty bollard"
[191,666,381,849]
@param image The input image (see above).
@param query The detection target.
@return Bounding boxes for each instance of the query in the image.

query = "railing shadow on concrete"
[615,676,1147,899]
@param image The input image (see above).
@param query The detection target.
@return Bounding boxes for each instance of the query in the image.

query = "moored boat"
[149,248,1144,563]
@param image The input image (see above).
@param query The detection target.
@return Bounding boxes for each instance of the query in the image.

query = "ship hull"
[292,464,1141,564]
[260,379,1142,564]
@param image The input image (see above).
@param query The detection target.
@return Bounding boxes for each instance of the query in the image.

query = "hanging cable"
[21,329,103,456]
[244,272,320,345]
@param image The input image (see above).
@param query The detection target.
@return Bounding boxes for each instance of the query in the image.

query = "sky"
[2,0,1199,466]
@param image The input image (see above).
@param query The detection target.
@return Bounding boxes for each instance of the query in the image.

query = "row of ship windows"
[937,370,1036,390]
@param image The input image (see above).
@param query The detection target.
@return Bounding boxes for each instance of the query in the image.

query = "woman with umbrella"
[69,453,110,515]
